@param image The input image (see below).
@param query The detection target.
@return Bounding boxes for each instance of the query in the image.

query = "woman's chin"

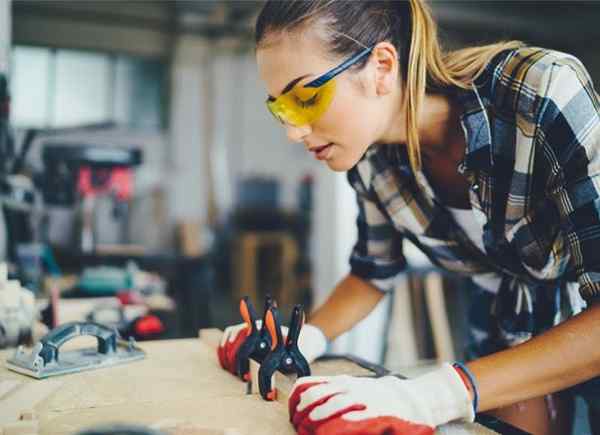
[320,145,364,172]
[325,157,355,172]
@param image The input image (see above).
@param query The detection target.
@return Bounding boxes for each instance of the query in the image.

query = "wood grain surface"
[0,334,498,435]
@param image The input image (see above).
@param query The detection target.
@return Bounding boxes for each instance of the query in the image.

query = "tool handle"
[286,304,304,347]
[260,294,273,326]
[264,294,273,310]
[239,296,258,331]
[38,321,118,364]
[264,306,284,351]
[258,295,275,343]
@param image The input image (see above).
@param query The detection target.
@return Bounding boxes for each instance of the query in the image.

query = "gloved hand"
[288,363,475,435]
[217,320,327,376]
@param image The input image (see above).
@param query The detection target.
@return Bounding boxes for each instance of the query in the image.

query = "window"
[10,45,166,130]
[10,46,51,127]
[54,50,112,127]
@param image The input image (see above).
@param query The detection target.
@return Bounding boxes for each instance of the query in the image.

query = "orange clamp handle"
[265,308,278,351]
[240,298,252,329]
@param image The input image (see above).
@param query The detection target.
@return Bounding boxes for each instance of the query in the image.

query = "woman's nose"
[285,123,312,143]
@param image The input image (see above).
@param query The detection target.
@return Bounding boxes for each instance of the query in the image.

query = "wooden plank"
[439,423,497,435]
[198,329,499,435]
[0,380,62,435]
[385,275,419,368]
[198,328,224,349]
[0,340,296,435]
[152,421,244,435]
[0,334,498,435]
[0,380,62,427]
[0,380,21,400]
[410,273,430,358]
[2,420,39,435]
[424,272,456,362]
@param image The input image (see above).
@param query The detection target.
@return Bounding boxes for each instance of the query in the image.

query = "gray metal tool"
[6,321,145,379]
[76,424,166,435]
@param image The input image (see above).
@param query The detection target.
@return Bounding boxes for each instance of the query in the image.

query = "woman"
[218,1,600,434]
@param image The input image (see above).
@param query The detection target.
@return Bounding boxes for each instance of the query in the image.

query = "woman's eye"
[294,91,319,108]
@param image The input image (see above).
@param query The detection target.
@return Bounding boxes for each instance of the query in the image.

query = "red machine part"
[77,166,133,201]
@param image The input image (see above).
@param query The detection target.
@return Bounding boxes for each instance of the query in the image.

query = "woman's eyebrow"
[268,74,311,99]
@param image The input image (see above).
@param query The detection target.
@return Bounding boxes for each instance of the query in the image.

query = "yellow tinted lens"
[293,85,320,103]
[266,100,284,123]
[266,79,336,126]
[266,96,308,126]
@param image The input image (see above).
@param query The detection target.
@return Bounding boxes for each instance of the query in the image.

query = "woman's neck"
[421,93,464,159]
[380,92,465,168]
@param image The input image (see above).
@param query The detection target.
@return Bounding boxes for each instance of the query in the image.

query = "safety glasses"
[266,45,374,127]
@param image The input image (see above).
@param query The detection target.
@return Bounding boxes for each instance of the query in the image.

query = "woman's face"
[257,28,397,172]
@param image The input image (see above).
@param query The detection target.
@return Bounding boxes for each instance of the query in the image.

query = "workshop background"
[0,0,598,431]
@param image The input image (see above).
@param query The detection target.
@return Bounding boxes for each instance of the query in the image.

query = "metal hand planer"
[6,321,145,379]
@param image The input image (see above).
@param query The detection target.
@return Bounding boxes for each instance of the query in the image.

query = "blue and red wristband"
[452,362,479,414]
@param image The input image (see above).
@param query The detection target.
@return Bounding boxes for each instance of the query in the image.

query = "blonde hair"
[405,0,522,172]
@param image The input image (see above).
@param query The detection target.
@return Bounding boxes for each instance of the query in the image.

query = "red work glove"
[217,322,253,374]
[288,364,475,435]
[217,321,327,376]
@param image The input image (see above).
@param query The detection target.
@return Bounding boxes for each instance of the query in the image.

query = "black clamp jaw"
[235,295,274,381]
[234,296,312,401]
[258,304,311,401]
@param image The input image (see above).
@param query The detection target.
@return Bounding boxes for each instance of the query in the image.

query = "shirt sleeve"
[347,168,407,293]
[538,56,600,303]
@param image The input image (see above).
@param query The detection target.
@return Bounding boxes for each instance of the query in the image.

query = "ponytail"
[404,0,522,172]
[405,0,432,172]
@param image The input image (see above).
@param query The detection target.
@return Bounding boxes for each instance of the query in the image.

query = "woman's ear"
[371,41,399,97]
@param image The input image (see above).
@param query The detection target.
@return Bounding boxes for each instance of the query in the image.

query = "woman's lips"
[312,143,333,160]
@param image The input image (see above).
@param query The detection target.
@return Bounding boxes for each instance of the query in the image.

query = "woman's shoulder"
[482,45,584,81]
[481,45,590,117]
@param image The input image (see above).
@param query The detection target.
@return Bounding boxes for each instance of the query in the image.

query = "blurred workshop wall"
[0,0,10,74]
[7,0,319,254]
[432,1,600,81]
[12,1,174,58]
[0,0,10,260]
[9,1,174,253]
[168,35,211,231]
[167,6,322,270]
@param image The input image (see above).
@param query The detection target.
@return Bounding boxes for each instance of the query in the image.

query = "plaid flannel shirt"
[347,47,600,346]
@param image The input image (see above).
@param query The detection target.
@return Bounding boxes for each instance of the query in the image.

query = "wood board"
[0,334,498,435]
[1,339,293,435]
[198,328,375,406]
[199,329,498,435]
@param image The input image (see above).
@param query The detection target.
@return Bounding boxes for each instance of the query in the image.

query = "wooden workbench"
[0,337,500,435]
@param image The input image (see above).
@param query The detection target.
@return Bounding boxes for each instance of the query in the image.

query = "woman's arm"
[472,301,600,411]
[307,273,385,341]
[308,273,600,411]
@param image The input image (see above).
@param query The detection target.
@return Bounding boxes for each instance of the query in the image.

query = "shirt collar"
[454,76,495,175]
[368,73,496,178]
